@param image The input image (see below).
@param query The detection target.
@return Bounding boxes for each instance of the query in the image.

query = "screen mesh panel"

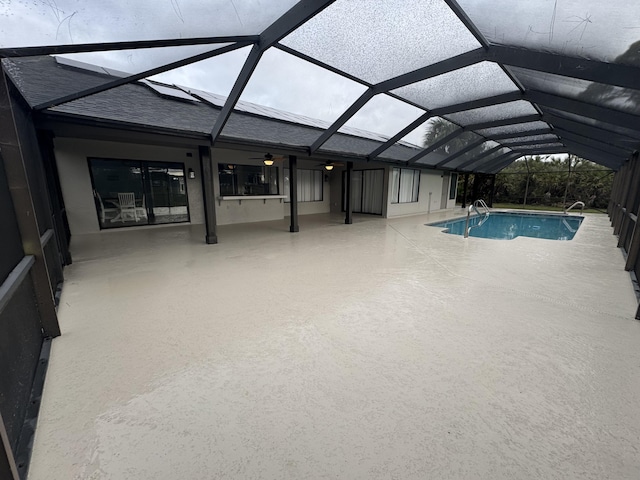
[281,0,481,83]
[342,94,426,140]
[392,61,518,110]
[476,121,551,137]
[0,0,299,47]
[457,0,640,66]
[445,100,538,126]
[510,66,640,115]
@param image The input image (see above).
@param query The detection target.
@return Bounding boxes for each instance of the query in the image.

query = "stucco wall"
[211,149,330,225]
[54,138,203,235]
[54,136,457,234]
[53,139,336,234]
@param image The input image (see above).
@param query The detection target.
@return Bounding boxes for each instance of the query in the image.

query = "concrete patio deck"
[28,211,640,479]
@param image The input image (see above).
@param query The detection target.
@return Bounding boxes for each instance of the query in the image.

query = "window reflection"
[89,158,189,229]
[218,164,279,196]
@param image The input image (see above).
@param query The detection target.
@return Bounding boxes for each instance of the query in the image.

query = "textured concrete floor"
[29,211,640,479]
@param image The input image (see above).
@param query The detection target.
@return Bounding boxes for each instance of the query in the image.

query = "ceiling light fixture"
[263,159,274,166]
[324,164,334,171]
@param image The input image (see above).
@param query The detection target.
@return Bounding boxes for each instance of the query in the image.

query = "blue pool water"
[429,212,583,240]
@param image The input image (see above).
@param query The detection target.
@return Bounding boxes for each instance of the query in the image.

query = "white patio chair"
[117,192,138,222]
[94,190,118,225]
[136,194,148,221]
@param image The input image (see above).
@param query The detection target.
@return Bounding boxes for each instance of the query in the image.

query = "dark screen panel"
[0,278,42,454]
[0,153,24,284]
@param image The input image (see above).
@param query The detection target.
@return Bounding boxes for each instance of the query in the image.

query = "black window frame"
[88,157,191,230]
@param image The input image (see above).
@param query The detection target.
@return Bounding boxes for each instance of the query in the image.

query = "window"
[449,173,458,200]
[218,164,279,196]
[284,168,323,202]
[89,158,189,229]
[390,168,420,203]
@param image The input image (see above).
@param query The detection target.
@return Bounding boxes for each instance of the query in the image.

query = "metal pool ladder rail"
[464,199,490,238]
[564,201,585,215]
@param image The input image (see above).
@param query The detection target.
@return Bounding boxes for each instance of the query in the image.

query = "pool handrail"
[464,199,490,238]
[564,201,585,215]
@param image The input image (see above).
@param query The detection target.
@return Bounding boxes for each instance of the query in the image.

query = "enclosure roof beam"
[525,90,640,131]
[443,0,491,49]
[368,91,524,162]
[33,42,252,110]
[311,48,486,154]
[368,113,432,160]
[472,151,518,173]
[560,143,626,169]
[553,128,634,157]
[465,115,541,131]
[407,128,465,165]
[435,138,487,168]
[488,45,640,91]
[502,138,563,148]
[559,138,629,162]
[542,112,640,143]
[430,91,522,117]
[455,145,503,171]
[0,35,260,58]
[374,48,486,92]
[485,153,524,174]
[462,147,514,172]
[309,89,376,153]
[488,129,553,141]
[211,0,337,145]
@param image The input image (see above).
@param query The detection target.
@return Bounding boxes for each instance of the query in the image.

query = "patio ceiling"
[1,0,639,173]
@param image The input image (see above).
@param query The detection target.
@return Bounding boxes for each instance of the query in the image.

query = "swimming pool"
[428,211,584,240]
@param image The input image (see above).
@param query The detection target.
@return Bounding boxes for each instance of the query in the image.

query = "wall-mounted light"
[263,159,274,166]
[324,164,334,171]
[188,168,195,179]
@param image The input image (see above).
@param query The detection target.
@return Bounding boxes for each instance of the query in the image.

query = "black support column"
[199,146,218,244]
[345,162,353,224]
[488,174,496,207]
[288,155,299,232]
[37,131,72,266]
[461,173,469,208]
[471,174,480,204]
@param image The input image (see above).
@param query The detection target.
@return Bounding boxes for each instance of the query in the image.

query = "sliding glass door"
[89,158,189,229]
[343,169,384,215]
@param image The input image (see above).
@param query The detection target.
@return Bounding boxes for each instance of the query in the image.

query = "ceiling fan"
[317,161,344,171]
[249,153,286,166]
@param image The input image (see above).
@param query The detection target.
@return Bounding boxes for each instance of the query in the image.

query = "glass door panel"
[147,165,190,224]
[89,158,189,229]
[89,159,148,229]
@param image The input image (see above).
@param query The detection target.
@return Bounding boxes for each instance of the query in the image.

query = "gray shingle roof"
[4,56,423,164]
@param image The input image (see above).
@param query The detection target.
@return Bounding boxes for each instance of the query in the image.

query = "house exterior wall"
[53,137,457,235]
[54,138,203,235]
[327,163,391,216]
[211,149,330,226]
[386,169,452,218]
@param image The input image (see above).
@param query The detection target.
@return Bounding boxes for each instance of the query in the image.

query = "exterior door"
[343,169,384,215]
